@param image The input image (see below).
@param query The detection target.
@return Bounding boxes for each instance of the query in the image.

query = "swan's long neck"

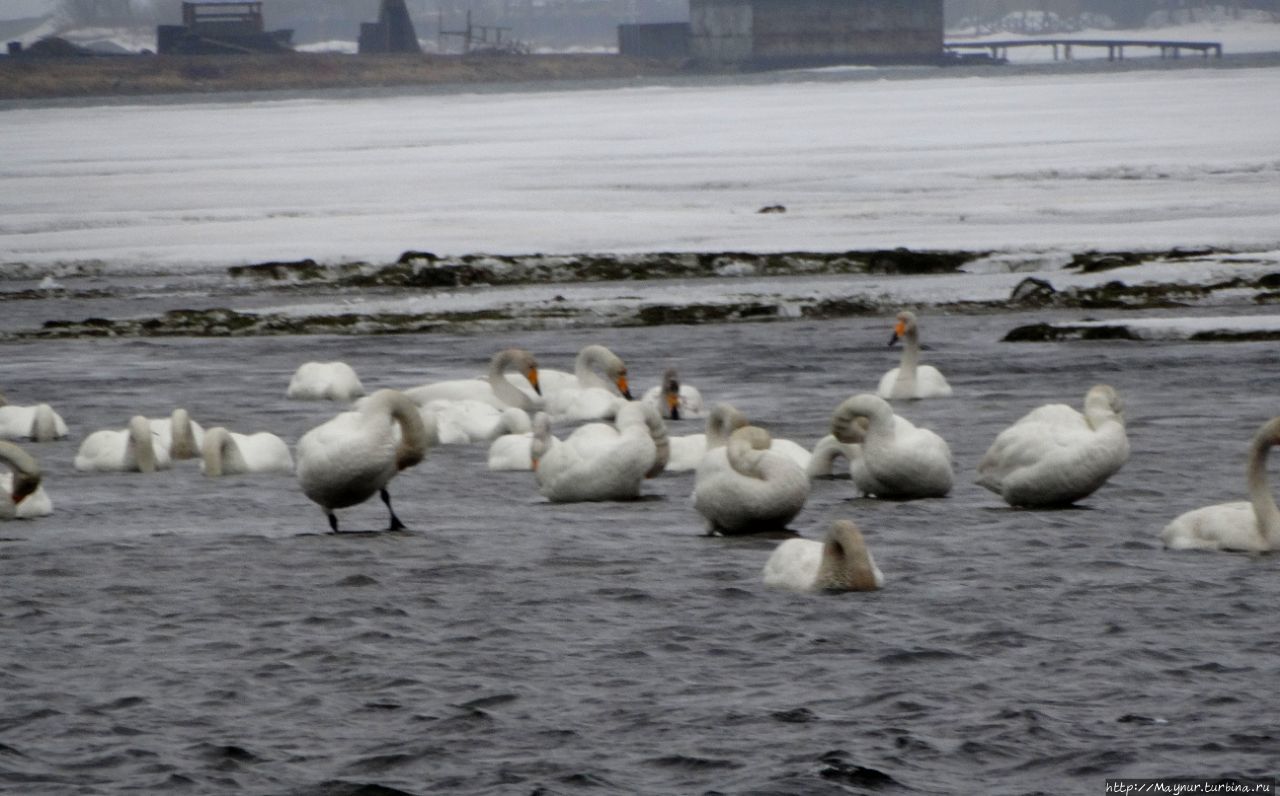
[0,441,41,503]
[30,404,59,442]
[529,413,554,470]
[816,521,880,591]
[1083,387,1124,432]
[169,408,200,459]
[895,327,921,393]
[380,391,430,470]
[705,404,748,449]
[832,395,895,441]
[622,402,669,478]
[1246,420,1280,545]
[128,415,158,473]
[726,426,773,480]
[202,427,239,477]
[489,350,538,411]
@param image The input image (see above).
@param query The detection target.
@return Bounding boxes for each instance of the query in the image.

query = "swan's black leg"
[328,512,340,533]
[381,488,407,531]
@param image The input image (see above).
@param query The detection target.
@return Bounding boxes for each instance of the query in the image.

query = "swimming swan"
[693,425,810,535]
[877,310,952,400]
[421,400,532,445]
[287,361,366,402]
[1160,416,1280,553]
[666,402,750,473]
[150,408,204,460]
[830,394,952,499]
[805,432,863,480]
[0,402,68,442]
[763,519,884,592]
[406,348,542,412]
[75,416,171,473]
[296,389,431,533]
[976,384,1129,508]
[202,427,295,476]
[0,441,50,519]
[530,402,669,502]
[642,367,705,421]
[540,344,633,422]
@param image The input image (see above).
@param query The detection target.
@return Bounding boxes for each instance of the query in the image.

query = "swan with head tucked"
[406,348,541,412]
[693,424,810,535]
[642,367,705,421]
[829,394,952,500]
[75,416,171,473]
[806,432,863,480]
[1160,416,1280,553]
[539,345,633,422]
[763,520,884,592]
[877,311,952,400]
[666,402,750,473]
[0,400,68,442]
[202,427,295,476]
[149,408,204,460]
[287,361,365,402]
[296,388,430,533]
[530,402,668,502]
[420,400,532,446]
[977,384,1129,508]
[0,441,51,519]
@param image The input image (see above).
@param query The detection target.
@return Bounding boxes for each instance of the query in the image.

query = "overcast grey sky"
[3,0,58,20]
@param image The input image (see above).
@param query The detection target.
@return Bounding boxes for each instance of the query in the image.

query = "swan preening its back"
[1161,416,1280,553]
[202,427,294,476]
[877,311,952,401]
[666,402,750,473]
[1,441,50,519]
[287,361,365,402]
[693,424,810,535]
[0,402,68,442]
[977,385,1129,508]
[530,402,668,502]
[830,394,952,500]
[75,416,171,473]
[763,520,884,592]
[296,389,431,532]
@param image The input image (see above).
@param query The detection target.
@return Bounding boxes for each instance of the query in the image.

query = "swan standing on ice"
[287,361,365,402]
[976,384,1129,508]
[296,389,431,533]
[202,427,294,476]
[150,408,204,460]
[540,344,633,422]
[877,311,952,400]
[0,399,68,442]
[666,402,750,473]
[529,402,669,502]
[0,441,51,519]
[642,367,704,421]
[763,520,884,592]
[75,416,171,473]
[406,348,541,412]
[1161,416,1280,552]
[829,394,952,500]
[693,425,810,535]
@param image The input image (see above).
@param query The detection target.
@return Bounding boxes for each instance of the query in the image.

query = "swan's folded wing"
[762,538,822,591]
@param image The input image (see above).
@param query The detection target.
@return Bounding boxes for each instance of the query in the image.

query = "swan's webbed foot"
[381,488,408,531]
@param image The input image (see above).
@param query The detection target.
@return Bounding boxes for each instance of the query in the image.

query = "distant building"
[358,0,421,55]
[688,0,944,67]
[157,2,293,55]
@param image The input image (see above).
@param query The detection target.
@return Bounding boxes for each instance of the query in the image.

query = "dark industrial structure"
[618,22,691,58]
[358,0,422,55]
[687,0,944,66]
[156,2,293,55]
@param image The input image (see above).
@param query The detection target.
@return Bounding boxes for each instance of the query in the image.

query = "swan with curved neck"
[406,348,542,412]
[877,311,952,401]
[542,345,633,421]
[421,401,532,446]
[0,402,68,442]
[530,402,668,502]
[1161,417,1280,552]
[287,361,366,402]
[202,427,294,477]
[693,424,810,535]
[763,520,884,592]
[977,384,1129,508]
[666,402,749,473]
[75,415,169,473]
[829,394,952,500]
[151,408,204,460]
[0,441,49,519]
[296,388,430,532]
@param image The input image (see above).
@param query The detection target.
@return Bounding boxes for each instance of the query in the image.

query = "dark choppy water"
[3,313,1279,795]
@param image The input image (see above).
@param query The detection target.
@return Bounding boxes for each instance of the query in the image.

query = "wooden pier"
[945,38,1223,62]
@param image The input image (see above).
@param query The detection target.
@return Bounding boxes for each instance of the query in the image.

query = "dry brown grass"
[0,52,689,100]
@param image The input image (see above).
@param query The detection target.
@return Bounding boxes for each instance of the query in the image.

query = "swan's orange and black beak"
[617,375,632,400]
[888,319,906,347]
[526,366,542,396]
[666,389,681,421]
[11,480,36,506]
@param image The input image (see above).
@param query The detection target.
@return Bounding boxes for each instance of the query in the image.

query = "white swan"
[642,367,705,421]
[1161,416,1280,552]
[149,408,204,460]
[977,384,1129,508]
[420,400,531,445]
[287,361,365,401]
[665,402,750,473]
[693,425,810,535]
[406,348,541,412]
[540,344,633,422]
[877,310,952,400]
[806,433,863,479]
[201,427,294,476]
[829,394,952,499]
[487,430,535,471]
[0,402,68,441]
[0,441,51,519]
[530,402,668,502]
[296,388,431,533]
[763,520,884,592]
[74,415,171,473]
